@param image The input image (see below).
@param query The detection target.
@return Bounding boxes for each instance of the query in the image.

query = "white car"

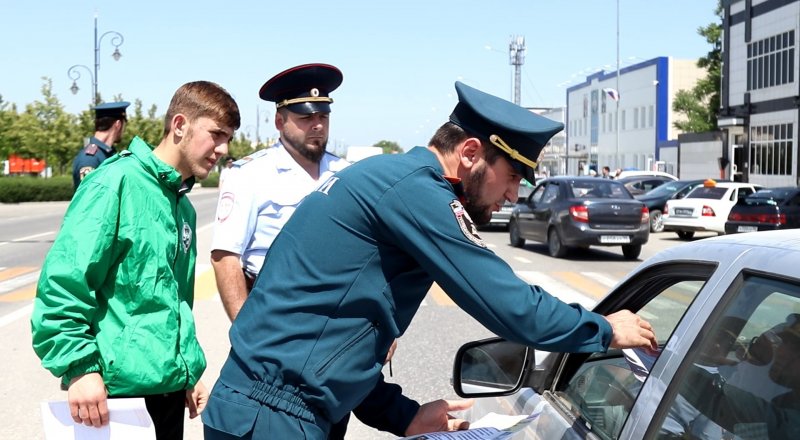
[451,230,800,439]
[662,181,761,239]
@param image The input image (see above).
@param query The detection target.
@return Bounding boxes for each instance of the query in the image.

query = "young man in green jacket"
[32,81,240,439]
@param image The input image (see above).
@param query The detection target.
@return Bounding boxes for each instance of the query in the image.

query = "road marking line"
[516,271,598,310]
[582,272,619,288]
[0,304,33,328]
[552,271,609,300]
[0,269,40,294]
[428,282,455,306]
[194,264,218,301]
[0,231,55,247]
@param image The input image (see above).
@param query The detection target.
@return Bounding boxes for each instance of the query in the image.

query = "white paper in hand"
[40,398,155,440]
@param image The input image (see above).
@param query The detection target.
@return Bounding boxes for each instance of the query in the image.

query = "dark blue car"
[725,187,800,234]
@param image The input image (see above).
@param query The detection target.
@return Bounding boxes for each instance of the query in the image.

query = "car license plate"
[737,225,758,233]
[600,235,631,244]
[674,208,693,216]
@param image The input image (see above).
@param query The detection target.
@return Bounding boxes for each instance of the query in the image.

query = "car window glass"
[570,181,630,199]
[529,184,546,204]
[687,187,728,200]
[651,274,800,440]
[554,268,711,440]
[541,183,559,204]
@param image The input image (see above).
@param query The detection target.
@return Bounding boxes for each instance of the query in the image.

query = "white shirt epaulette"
[233,148,271,168]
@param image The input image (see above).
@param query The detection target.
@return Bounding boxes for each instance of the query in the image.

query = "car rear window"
[568,181,631,199]
[686,187,728,200]
[744,189,793,206]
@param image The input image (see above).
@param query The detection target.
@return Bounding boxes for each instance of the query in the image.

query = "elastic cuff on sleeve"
[61,355,102,388]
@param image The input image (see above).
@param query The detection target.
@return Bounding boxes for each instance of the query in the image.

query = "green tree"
[227,132,259,160]
[12,78,79,175]
[0,96,21,160]
[122,99,163,147]
[373,140,402,154]
[672,2,722,132]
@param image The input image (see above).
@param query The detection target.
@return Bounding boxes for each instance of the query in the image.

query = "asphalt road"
[0,190,713,439]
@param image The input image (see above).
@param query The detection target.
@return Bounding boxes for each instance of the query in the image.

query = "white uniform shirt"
[211,142,350,275]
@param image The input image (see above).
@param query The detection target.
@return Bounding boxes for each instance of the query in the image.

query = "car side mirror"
[452,337,531,397]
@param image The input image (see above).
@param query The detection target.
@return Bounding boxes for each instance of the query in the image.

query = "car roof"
[615,170,678,179]
[642,229,800,267]
[544,176,622,182]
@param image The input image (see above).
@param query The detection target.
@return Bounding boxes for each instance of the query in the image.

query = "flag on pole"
[603,88,620,102]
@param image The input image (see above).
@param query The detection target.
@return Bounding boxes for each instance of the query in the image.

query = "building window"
[621,110,626,130]
[750,123,794,175]
[640,106,646,128]
[602,114,606,133]
[634,108,639,129]
[648,105,654,128]
[748,30,795,91]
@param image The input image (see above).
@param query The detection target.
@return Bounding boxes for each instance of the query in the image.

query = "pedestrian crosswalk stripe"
[513,256,532,264]
[194,264,218,301]
[582,272,619,288]
[515,271,597,310]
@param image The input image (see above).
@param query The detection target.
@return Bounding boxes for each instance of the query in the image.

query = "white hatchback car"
[451,230,800,440]
[662,180,761,239]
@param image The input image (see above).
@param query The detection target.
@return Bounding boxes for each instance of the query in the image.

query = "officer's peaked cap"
[449,81,563,183]
[259,63,343,115]
[94,101,130,120]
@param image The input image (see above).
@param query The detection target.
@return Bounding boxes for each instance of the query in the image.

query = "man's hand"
[67,372,109,427]
[606,310,658,350]
[404,399,474,436]
[185,380,209,418]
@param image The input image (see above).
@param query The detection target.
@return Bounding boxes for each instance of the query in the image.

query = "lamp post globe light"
[67,14,124,104]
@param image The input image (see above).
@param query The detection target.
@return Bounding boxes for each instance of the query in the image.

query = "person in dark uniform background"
[202,81,658,439]
[71,101,130,189]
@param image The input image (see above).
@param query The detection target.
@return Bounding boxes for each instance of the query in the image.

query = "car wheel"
[509,220,525,248]
[621,244,642,260]
[677,231,695,240]
[650,209,664,233]
[547,228,567,258]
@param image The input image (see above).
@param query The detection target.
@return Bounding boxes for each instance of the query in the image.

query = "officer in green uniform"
[72,101,129,190]
[203,81,658,439]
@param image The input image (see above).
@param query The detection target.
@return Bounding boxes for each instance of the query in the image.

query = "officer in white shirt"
[210,63,349,321]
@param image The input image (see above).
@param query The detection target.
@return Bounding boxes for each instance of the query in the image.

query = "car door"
[529,182,560,242]
[640,273,800,439]
[453,262,717,440]
[516,183,546,240]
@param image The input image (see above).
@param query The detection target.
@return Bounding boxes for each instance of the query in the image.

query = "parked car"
[615,170,678,180]
[615,175,676,196]
[662,180,761,239]
[725,186,800,234]
[508,176,649,259]
[452,230,800,439]
[635,179,707,233]
[485,179,536,229]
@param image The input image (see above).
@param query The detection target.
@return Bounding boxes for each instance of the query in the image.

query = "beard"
[282,132,327,163]
[463,163,493,226]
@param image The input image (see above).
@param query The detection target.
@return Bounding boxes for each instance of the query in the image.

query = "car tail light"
[570,205,589,223]
[728,212,786,225]
[664,202,669,216]
[701,205,715,216]
[640,206,650,223]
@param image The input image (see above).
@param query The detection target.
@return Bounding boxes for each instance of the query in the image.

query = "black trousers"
[142,391,186,440]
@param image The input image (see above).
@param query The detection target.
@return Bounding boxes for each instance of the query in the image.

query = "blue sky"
[1,1,718,151]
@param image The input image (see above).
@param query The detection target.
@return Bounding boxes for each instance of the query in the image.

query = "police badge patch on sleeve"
[449,199,486,248]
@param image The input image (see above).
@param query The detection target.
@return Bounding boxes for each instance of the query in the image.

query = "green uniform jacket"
[32,136,206,396]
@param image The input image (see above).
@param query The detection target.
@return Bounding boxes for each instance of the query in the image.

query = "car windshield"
[686,186,728,200]
[568,180,631,199]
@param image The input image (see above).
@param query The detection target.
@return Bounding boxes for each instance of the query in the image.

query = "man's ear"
[274,111,285,131]
[172,114,188,137]
[459,137,482,169]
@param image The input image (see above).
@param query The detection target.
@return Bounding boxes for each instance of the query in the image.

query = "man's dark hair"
[428,122,504,165]
[95,114,126,132]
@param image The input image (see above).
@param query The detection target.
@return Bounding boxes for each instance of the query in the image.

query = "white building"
[565,57,704,175]
[718,0,799,186]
